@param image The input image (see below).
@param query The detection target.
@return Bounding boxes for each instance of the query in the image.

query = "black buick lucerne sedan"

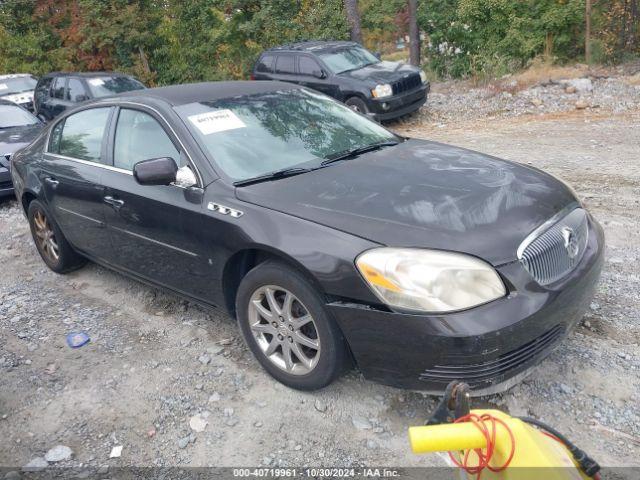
[10,81,604,392]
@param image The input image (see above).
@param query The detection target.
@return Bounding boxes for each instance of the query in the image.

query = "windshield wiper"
[233,167,313,187]
[321,141,399,166]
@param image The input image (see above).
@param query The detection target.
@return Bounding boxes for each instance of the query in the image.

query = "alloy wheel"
[33,209,59,263]
[248,285,321,375]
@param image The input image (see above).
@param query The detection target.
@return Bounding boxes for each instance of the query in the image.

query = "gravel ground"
[1,76,639,474]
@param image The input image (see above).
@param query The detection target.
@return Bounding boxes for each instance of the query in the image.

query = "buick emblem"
[561,226,579,259]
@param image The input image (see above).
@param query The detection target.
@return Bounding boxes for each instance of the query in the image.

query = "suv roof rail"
[266,40,358,52]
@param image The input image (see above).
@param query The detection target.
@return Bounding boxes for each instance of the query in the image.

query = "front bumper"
[328,216,604,393]
[369,83,429,121]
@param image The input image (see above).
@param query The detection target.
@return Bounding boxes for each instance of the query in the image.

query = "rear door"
[270,54,298,84]
[41,106,114,256]
[67,77,90,104]
[46,77,68,120]
[100,106,214,300]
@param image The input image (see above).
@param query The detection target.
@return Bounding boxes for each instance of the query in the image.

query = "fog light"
[382,102,390,110]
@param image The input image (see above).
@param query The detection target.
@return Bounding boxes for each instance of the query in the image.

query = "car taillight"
[250,73,256,80]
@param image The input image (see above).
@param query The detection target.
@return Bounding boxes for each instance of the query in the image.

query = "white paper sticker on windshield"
[0,84,8,90]
[88,78,105,86]
[188,109,246,135]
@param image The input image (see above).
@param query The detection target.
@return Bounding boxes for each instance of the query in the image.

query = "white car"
[0,74,38,111]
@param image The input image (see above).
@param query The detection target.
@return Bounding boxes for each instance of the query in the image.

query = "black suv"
[34,72,146,121]
[252,41,429,121]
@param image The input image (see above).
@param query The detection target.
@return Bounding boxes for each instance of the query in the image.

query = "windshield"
[0,104,40,128]
[0,76,37,95]
[86,76,145,97]
[318,46,379,74]
[175,88,397,182]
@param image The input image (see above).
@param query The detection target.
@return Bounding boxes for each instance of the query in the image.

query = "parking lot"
[1,104,639,471]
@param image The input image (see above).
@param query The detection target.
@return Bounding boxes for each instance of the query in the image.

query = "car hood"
[235,139,577,266]
[0,124,42,157]
[337,61,420,85]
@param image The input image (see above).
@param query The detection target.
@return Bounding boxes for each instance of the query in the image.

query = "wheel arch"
[21,190,38,215]
[222,246,327,318]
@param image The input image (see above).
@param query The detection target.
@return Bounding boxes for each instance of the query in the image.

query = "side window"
[35,77,53,104]
[299,56,321,76]
[58,108,111,163]
[51,78,66,100]
[256,55,274,73]
[113,109,181,171]
[274,55,295,74]
[67,78,87,102]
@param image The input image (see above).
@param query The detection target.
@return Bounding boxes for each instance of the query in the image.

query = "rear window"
[86,76,145,98]
[274,55,295,74]
[256,55,274,73]
[53,107,111,163]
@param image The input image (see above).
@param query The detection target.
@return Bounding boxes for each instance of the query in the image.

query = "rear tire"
[27,199,86,274]
[345,96,369,115]
[236,261,348,390]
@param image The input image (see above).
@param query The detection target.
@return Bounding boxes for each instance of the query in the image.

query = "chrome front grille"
[518,207,589,285]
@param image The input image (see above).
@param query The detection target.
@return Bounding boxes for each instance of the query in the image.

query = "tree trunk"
[585,0,592,64]
[344,0,362,44]
[408,0,420,66]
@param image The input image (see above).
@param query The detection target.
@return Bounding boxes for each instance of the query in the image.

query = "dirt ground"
[1,108,639,473]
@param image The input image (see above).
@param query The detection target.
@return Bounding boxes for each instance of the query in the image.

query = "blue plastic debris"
[66,332,90,348]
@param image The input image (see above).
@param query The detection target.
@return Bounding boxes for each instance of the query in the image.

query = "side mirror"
[374,51,382,60]
[312,69,327,79]
[133,157,178,186]
[75,95,89,102]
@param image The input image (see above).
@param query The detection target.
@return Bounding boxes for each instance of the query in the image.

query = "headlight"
[419,70,428,84]
[371,83,393,98]
[356,248,506,313]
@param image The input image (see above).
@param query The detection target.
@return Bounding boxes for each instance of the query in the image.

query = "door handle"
[103,195,125,209]
[44,176,59,186]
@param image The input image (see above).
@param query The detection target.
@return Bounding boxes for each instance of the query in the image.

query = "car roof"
[0,73,36,80]
[114,81,302,107]
[265,40,359,54]
[42,71,135,79]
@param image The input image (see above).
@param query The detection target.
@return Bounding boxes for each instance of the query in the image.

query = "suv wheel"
[236,261,348,390]
[345,97,369,114]
[27,200,86,273]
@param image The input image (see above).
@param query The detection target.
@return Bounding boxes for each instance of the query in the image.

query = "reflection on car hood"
[235,139,577,265]
[337,61,420,85]
[0,124,43,156]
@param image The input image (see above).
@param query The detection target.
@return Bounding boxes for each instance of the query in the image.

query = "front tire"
[345,96,369,115]
[236,261,348,390]
[27,199,86,273]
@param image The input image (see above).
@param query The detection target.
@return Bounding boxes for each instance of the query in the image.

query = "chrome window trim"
[516,201,581,260]
[44,101,204,187]
[45,152,133,175]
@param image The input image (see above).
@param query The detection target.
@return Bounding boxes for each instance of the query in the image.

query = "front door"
[100,107,214,301]
[297,55,336,97]
[41,106,114,257]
